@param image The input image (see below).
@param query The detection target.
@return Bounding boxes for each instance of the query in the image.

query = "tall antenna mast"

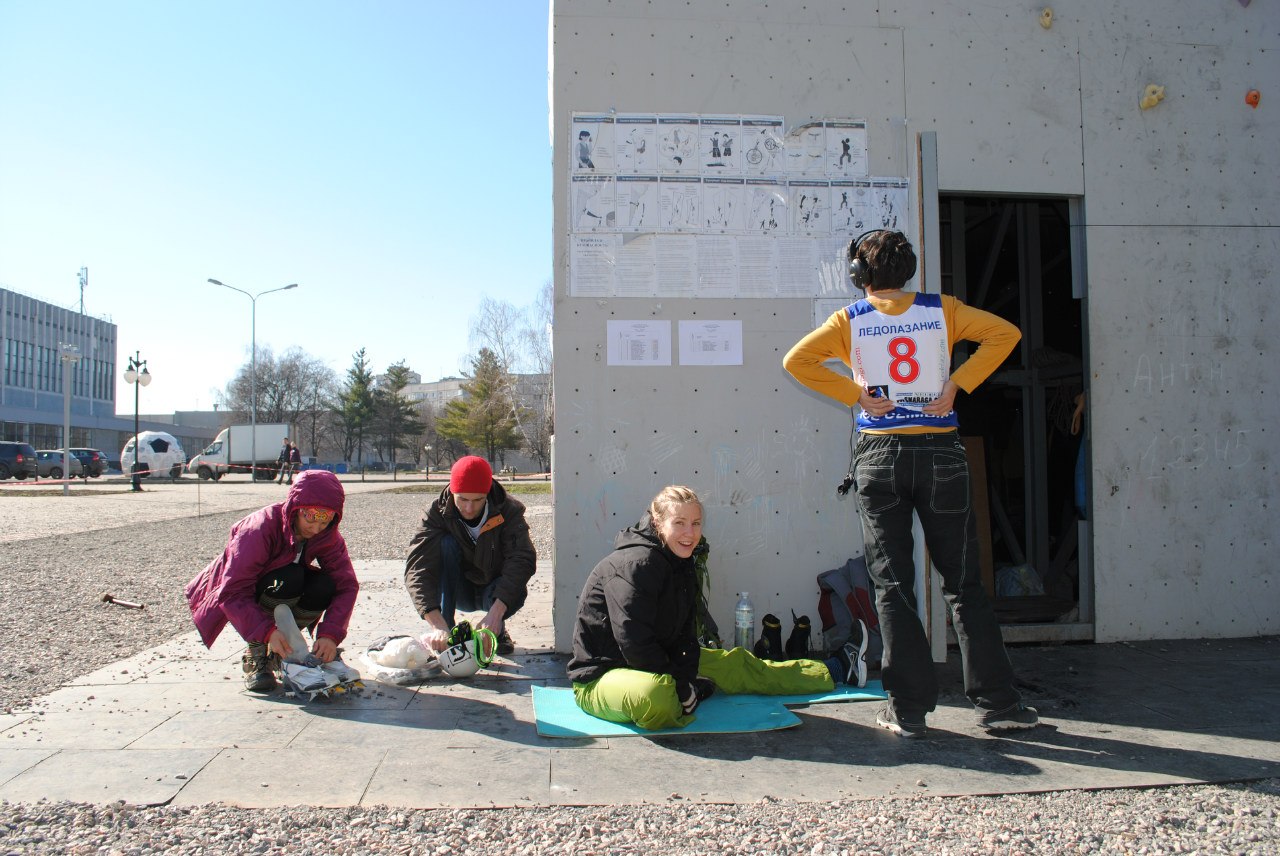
[78,267,88,313]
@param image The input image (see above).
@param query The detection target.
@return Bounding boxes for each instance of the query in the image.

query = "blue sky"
[0,1,552,415]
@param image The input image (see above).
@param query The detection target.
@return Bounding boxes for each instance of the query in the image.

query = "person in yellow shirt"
[783,229,1039,737]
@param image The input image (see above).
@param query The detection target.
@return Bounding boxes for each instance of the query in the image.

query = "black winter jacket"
[567,514,700,685]
[404,480,537,618]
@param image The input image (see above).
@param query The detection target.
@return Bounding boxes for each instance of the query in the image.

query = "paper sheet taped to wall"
[569,112,907,299]
[606,320,672,366]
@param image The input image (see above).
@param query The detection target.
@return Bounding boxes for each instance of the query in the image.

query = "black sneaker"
[242,643,278,693]
[977,703,1040,731]
[495,630,516,656]
[876,703,927,738]
[828,639,867,689]
[847,618,869,685]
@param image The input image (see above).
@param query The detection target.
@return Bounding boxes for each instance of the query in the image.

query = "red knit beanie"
[449,456,493,495]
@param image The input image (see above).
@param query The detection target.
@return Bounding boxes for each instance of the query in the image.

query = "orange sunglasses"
[297,506,336,526]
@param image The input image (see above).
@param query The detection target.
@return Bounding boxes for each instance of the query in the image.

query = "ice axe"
[102,593,145,610]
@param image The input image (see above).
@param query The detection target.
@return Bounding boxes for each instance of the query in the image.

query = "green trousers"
[572,646,834,731]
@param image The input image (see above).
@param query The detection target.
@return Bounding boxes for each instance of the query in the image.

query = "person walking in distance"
[783,229,1039,738]
[276,438,291,485]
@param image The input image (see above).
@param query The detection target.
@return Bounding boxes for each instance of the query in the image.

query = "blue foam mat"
[533,680,886,738]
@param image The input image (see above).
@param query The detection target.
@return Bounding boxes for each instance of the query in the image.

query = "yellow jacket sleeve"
[782,295,1021,405]
[943,295,1021,392]
[782,309,861,407]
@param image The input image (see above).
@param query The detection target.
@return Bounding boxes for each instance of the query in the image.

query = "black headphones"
[847,229,888,290]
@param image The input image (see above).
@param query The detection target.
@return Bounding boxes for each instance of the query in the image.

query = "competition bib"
[847,294,956,430]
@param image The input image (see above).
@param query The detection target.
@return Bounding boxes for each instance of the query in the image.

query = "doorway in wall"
[939,196,1088,631]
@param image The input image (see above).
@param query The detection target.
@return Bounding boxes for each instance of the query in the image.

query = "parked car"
[35,450,84,480]
[0,441,38,480]
[67,447,108,478]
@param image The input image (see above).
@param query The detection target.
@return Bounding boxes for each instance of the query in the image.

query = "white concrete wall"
[551,0,1279,648]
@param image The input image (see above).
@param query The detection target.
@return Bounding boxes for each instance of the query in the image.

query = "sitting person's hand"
[678,677,716,716]
[421,626,451,652]
[476,613,504,639]
[678,681,699,715]
[311,637,337,663]
[266,628,293,660]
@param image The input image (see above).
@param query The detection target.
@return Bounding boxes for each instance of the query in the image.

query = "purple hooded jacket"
[185,470,358,648]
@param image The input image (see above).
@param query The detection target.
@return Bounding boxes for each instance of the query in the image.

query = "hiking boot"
[876,703,927,738]
[495,630,515,656]
[977,703,1040,731]
[242,642,278,693]
[752,613,784,661]
[784,612,811,659]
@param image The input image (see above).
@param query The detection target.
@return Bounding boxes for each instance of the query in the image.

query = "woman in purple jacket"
[185,470,359,692]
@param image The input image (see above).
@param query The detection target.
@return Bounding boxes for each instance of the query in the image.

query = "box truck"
[187,423,294,481]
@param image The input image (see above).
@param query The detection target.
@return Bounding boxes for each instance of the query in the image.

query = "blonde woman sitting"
[568,485,867,730]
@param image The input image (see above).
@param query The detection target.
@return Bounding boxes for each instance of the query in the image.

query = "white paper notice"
[607,320,672,366]
[679,320,743,366]
[615,115,657,173]
[570,234,618,297]
[616,234,657,297]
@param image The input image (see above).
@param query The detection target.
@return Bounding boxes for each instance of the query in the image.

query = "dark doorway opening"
[940,196,1086,626]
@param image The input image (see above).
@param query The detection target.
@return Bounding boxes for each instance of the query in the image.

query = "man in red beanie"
[404,455,537,656]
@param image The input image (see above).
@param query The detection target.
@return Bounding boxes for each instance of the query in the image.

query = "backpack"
[816,556,883,664]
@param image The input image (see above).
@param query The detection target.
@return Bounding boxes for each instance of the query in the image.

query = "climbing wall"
[550,0,1278,649]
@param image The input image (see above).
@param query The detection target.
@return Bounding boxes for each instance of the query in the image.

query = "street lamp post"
[207,279,298,482]
[60,343,82,497]
[123,352,151,492]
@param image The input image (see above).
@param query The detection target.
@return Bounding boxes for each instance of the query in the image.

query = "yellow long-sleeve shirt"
[782,292,1021,434]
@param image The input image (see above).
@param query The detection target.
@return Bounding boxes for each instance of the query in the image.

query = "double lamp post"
[123,352,151,492]
[207,279,298,481]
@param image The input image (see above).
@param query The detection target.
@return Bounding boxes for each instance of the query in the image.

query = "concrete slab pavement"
[1,557,1277,807]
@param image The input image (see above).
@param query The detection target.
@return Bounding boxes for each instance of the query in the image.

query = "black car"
[0,441,38,480]
[67,447,108,478]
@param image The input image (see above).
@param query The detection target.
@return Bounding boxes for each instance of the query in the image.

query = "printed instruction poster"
[569,112,908,299]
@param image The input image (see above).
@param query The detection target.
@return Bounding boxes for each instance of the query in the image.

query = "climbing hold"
[1245,89,1260,109]
[1039,8,1053,29]
[1140,84,1165,110]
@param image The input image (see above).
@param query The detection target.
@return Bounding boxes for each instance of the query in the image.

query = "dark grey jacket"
[567,514,700,686]
[404,480,536,617]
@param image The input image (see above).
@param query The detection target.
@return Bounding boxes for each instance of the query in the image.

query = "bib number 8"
[888,336,920,384]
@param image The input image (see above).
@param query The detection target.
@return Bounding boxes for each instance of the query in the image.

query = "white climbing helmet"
[437,622,497,679]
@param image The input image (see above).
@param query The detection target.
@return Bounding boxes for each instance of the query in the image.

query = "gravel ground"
[1,780,1277,855]
[1,487,1277,854]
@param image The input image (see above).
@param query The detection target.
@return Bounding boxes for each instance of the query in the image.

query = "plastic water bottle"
[734,592,755,650]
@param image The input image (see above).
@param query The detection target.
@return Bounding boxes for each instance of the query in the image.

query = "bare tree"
[466,284,554,471]
[472,296,528,376]
[219,347,340,446]
[521,280,554,470]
